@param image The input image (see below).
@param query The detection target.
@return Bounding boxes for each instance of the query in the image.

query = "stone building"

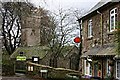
[11,7,54,72]
[11,45,79,72]
[21,7,53,47]
[11,7,80,73]
[21,8,41,46]
[78,0,120,79]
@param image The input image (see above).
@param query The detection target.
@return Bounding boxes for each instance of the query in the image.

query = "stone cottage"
[78,0,120,79]
[10,46,49,72]
[10,45,79,72]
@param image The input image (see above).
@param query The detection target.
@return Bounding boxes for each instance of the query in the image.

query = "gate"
[15,61,26,73]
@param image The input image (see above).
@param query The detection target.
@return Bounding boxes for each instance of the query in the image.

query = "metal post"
[80,20,82,69]
[76,19,82,71]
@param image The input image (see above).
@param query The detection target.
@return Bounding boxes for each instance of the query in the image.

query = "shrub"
[2,54,15,76]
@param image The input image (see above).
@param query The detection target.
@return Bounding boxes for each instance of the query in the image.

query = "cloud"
[30,0,101,11]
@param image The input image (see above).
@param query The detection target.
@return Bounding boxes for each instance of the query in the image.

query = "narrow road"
[1,73,48,80]
[2,77,34,80]
[1,73,34,80]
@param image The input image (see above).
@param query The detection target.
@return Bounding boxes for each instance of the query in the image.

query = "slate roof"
[79,0,120,20]
[10,46,77,59]
[10,46,49,59]
[81,43,116,58]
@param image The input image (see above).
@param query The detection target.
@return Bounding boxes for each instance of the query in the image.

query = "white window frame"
[84,60,92,76]
[33,57,38,61]
[116,61,120,79]
[110,8,117,32]
[84,60,86,75]
[88,19,93,38]
[107,59,111,76]
[28,66,33,71]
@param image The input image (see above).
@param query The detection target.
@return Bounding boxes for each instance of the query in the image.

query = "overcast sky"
[30,0,101,12]
[29,0,101,42]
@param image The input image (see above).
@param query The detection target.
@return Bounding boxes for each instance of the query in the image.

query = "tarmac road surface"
[1,73,34,80]
[1,77,34,80]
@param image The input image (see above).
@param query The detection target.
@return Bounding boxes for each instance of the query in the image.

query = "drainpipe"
[97,11,104,80]
[79,20,82,70]
[97,11,103,46]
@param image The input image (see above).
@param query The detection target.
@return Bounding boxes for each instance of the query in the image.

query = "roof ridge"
[79,0,114,19]
[89,0,108,12]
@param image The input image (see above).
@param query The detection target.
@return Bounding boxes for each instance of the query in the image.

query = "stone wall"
[21,9,41,46]
[82,3,120,52]
[26,61,79,79]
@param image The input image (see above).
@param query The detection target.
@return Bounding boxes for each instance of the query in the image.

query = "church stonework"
[21,9,41,46]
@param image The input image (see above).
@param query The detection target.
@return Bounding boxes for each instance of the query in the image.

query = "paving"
[1,77,34,80]
[0,73,49,80]
[1,73,34,80]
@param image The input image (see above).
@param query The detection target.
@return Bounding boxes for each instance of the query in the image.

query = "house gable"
[80,2,120,51]
[79,1,120,79]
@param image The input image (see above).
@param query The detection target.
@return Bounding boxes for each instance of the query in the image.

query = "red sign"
[74,37,81,43]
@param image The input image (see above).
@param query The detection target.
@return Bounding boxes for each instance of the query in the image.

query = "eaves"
[78,0,120,21]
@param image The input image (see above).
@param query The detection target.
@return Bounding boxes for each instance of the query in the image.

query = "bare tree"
[46,8,85,70]
[71,8,87,70]
[0,2,33,55]
[47,8,80,68]
[39,8,56,45]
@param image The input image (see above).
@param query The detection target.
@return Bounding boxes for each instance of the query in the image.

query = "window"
[34,57,38,61]
[110,8,117,32]
[19,52,24,56]
[32,57,39,63]
[84,60,92,76]
[107,60,111,75]
[116,61,120,79]
[28,66,33,71]
[88,19,93,38]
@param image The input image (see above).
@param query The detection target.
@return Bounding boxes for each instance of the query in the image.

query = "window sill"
[87,36,93,40]
[107,29,117,35]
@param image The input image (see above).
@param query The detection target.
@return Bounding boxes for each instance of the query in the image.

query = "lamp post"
[74,36,81,70]
[79,20,82,72]
[74,19,82,71]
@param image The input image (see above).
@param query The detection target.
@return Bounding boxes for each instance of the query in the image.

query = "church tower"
[21,8,41,46]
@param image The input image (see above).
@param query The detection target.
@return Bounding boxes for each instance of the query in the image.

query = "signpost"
[40,70,48,73]
[40,70,48,78]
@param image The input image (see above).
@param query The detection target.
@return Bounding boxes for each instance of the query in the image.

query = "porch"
[81,44,117,79]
